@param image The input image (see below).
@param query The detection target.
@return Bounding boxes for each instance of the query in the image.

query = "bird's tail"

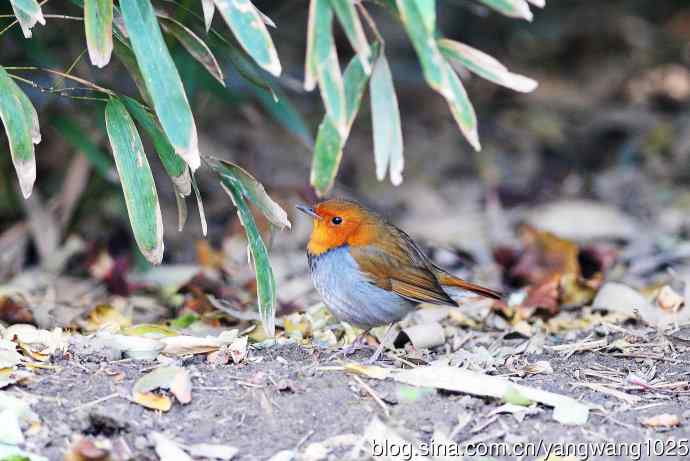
[434,271,503,300]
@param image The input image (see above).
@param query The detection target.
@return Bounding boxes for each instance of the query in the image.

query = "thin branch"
[6,66,115,95]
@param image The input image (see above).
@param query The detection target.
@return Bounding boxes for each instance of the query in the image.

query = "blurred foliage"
[0,0,543,334]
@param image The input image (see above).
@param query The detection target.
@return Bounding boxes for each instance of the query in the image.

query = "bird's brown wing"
[349,226,458,306]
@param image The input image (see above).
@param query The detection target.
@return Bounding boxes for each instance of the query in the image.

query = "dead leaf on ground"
[132,366,192,411]
[641,413,681,428]
[82,304,132,332]
[64,436,111,461]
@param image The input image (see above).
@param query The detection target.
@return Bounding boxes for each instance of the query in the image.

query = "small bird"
[297,199,502,358]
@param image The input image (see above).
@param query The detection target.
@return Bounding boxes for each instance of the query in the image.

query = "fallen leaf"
[83,304,132,332]
[64,436,111,461]
[641,413,681,428]
[593,282,690,327]
[394,323,445,350]
[185,443,238,460]
[346,365,590,424]
[151,432,192,461]
[0,296,33,324]
[133,366,192,406]
[132,392,172,412]
[657,285,684,311]
[228,336,248,364]
[488,403,541,422]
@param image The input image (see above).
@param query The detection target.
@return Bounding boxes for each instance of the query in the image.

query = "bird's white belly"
[308,246,416,329]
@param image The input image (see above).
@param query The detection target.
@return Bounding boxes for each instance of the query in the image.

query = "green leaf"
[210,158,290,230]
[443,61,480,151]
[157,12,225,86]
[9,0,45,38]
[52,116,114,181]
[120,96,191,196]
[438,38,537,93]
[104,97,164,264]
[0,66,40,198]
[119,0,200,170]
[475,0,534,21]
[370,53,403,186]
[330,0,371,74]
[311,118,342,196]
[412,0,436,34]
[218,180,277,337]
[311,52,371,195]
[84,0,113,68]
[396,0,448,95]
[213,0,281,77]
[396,0,481,150]
[308,0,347,137]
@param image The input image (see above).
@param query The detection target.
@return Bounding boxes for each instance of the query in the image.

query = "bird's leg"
[343,329,372,356]
[366,323,395,363]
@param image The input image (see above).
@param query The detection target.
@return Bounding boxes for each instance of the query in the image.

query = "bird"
[297,198,502,360]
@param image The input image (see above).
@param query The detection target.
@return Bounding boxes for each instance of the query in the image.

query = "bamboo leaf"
[112,32,152,105]
[0,66,39,198]
[311,52,371,195]
[191,172,207,237]
[370,53,404,185]
[396,0,448,96]
[121,96,191,196]
[9,0,45,38]
[304,0,318,91]
[443,61,480,151]
[439,38,538,93]
[210,158,290,230]
[218,181,276,337]
[527,0,545,7]
[309,0,348,137]
[119,0,200,170]
[412,0,436,35]
[475,0,534,21]
[213,0,282,77]
[201,0,215,32]
[157,13,225,85]
[84,0,114,68]
[330,0,371,74]
[104,97,164,264]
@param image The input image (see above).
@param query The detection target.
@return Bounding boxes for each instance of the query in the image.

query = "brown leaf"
[64,436,111,461]
[0,296,34,324]
[641,413,681,428]
[132,392,172,412]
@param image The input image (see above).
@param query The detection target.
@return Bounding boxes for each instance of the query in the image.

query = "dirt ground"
[12,322,690,461]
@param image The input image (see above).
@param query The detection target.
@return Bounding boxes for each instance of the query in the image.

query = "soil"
[16,326,690,461]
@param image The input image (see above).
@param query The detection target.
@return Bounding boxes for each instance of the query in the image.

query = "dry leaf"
[83,304,132,332]
[132,392,172,412]
[151,432,192,461]
[657,285,684,311]
[64,436,111,461]
[641,413,681,428]
[132,366,192,409]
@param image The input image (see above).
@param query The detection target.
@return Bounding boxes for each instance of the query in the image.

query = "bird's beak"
[296,204,320,220]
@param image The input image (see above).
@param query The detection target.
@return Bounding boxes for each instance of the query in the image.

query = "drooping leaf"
[157,13,225,85]
[104,97,164,264]
[396,0,448,95]
[396,0,481,150]
[370,53,403,186]
[213,0,281,76]
[119,0,200,170]
[475,0,534,21]
[9,0,45,38]
[0,66,39,198]
[438,38,537,93]
[201,0,215,31]
[120,96,191,196]
[191,172,207,237]
[210,158,290,230]
[219,181,277,337]
[330,0,371,74]
[412,0,436,35]
[304,0,319,91]
[311,50,372,195]
[443,61,480,151]
[308,0,347,137]
[52,117,113,181]
[84,0,114,68]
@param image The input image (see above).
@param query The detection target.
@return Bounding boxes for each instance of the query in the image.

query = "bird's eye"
[331,216,343,225]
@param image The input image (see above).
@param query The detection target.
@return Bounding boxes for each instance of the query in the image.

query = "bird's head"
[297,199,380,255]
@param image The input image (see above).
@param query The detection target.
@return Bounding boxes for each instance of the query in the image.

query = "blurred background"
[2,0,690,330]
